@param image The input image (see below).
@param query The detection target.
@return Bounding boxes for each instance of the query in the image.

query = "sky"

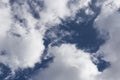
[0,0,120,80]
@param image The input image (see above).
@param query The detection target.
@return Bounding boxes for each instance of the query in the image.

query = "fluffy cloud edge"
[32,44,101,80]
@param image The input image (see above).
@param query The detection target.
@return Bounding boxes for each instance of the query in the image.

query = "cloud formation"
[94,0,120,80]
[2,0,120,80]
[33,44,100,80]
[33,0,120,80]
[0,0,45,70]
[0,0,91,70]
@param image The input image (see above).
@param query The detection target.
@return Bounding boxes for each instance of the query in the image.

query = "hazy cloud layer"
[94,0,120,80]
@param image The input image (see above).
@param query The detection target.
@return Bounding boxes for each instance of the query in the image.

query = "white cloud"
[3,0,120,79]
[0,1,45,70]
[0,29,45,70]
[94,0,120,80]
[32,44,100,80]
[0,0,11,48]
[96,0,120,18]
[39,0,69,26]
[0,0,92,70]
[39,0,91,27]
[31,0,120,80]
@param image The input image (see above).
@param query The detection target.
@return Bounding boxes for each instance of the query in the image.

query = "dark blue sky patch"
[43,6,109,72]
[60,17,104,53]
[93,55,110,72]
[0,63,11,80]
[44,10,105,53]
[96,58,110,72]
[44,0,103,52]
[0,1,111,79]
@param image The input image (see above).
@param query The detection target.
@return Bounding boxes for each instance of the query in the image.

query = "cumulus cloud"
[2,0,120,80]
[94,0,120,80]
[0,0,92,70]
[0,29,45,70]
[32,44,100,80]
[34,0,120,79]
[0,0,45,70]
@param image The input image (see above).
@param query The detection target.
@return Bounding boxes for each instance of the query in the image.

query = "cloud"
[0,0,92,70]
[39,0,91,27]
[0,0,11,48]
[0,1,45,70]
[32,44,100,80]
[0,29,45,70]
[94,0,120,80]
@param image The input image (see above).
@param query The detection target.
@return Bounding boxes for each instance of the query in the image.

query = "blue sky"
[0,0,120,80]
